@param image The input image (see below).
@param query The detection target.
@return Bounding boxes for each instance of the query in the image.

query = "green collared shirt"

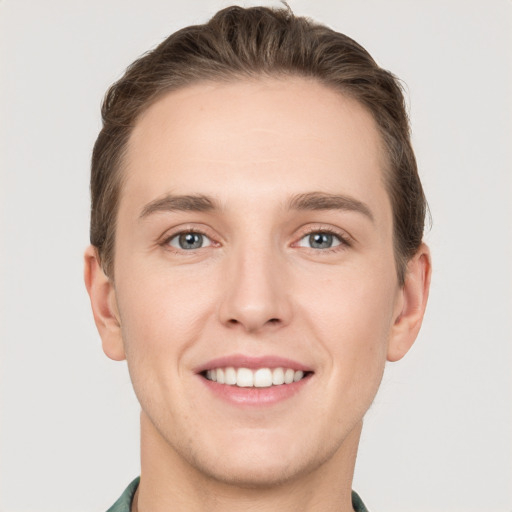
[106,477,370,511]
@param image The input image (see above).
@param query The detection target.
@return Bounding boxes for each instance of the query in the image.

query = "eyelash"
[295,226,352,253]
[162,228,216,253]
[160,226,352,254]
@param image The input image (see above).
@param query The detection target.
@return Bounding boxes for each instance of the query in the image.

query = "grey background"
[1,1,511,510]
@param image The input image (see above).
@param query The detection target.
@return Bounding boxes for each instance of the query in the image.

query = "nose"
[218,245,293,333]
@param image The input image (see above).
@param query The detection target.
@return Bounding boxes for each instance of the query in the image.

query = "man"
[84,5,431,511]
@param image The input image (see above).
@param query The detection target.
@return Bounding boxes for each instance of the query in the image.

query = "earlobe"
[83,245,126,361]
[387,243,432,362]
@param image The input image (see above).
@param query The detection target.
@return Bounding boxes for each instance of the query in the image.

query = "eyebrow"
[139,191,374,222]
[139,194,216,218]
[288,192,374,222]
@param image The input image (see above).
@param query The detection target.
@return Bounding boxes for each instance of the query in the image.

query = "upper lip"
[193,354,313,374]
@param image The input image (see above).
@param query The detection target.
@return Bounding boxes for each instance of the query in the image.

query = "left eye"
[168,232,212,250]
[297,232,342,249]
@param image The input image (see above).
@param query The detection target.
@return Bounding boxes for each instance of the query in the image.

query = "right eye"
[167,232,212,250]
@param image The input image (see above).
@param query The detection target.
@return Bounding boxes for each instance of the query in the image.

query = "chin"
[190,451,318,489]
[178,430,336,490]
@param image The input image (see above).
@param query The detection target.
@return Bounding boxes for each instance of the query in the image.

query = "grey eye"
[298,232,341,249]
[168,232,212,250]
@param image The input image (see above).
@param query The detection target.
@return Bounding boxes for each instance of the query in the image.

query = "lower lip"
[200,374,312,406]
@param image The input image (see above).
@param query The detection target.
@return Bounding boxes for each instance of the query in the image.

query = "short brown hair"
[90,5,427,284]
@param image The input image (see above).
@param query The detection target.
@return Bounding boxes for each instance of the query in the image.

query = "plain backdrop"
[1,1,511,511]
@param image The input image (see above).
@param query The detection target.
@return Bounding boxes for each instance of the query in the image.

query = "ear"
[83,245,126,361]
[387,243,432,362]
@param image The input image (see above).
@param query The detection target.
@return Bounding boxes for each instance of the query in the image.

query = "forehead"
[122,77,390,220]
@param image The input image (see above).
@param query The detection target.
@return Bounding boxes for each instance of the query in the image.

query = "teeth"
[293,370,304,382]
[204,367,307,387]
[272,367,285,385]
[236,368,254,387]
[254,368,272,388]
[225,367,237,385]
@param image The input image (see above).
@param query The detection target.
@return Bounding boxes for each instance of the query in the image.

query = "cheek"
[299,264,397,379]
[304,262,396,330]
[114,258,219,368]
[126,281,207,334]
[114,269,219,427]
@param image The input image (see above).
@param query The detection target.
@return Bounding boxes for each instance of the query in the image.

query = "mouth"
[201,366,313,388]
[195,355,314,405]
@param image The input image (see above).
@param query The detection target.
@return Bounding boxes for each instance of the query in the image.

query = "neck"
[135,412,361,512]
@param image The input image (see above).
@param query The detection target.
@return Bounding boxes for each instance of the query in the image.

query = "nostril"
[225,317,281,328]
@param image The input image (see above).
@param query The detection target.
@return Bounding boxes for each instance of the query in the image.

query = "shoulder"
[106,477,140,512]
[352,490,370,512]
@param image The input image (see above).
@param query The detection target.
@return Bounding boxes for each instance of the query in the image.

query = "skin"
[85,77,431,512]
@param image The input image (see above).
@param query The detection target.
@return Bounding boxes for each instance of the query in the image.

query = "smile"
[203,367,309,388]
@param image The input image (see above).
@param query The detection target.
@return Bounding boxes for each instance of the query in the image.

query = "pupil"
[310,233,332,249]
[179,233,202,249]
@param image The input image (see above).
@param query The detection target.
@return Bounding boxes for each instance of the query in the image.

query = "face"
[92,77,423,487]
